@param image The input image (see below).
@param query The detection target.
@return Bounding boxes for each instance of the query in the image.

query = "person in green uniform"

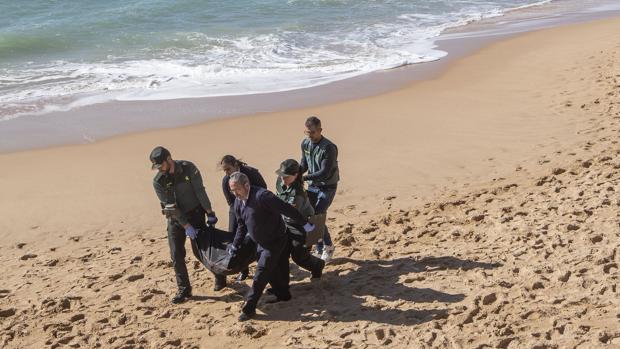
[150,146,225,304]
[300,116,340,263]
[275,159,325,279]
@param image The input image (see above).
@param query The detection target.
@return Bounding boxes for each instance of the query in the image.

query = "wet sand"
[2,1,619,154]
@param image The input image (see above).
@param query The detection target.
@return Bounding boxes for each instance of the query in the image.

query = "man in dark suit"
[228,171,314,321]
[219,155,267,281]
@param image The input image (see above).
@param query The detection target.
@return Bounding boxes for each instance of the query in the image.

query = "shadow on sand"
[250,256,502,325]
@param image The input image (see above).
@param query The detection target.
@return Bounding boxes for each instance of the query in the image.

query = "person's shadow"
[253,256,501,325]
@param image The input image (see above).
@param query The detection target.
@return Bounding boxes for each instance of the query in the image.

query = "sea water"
[0,0,611,120]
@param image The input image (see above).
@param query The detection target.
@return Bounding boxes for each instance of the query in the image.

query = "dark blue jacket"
[233,186,307,250]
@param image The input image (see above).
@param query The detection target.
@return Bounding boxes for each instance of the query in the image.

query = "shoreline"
[2,1,620,153]
[1,15,619,241]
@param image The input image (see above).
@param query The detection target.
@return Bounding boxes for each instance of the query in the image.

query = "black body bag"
[190,226,256,275]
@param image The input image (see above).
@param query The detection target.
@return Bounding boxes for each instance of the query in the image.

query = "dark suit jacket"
[233,186,307,250]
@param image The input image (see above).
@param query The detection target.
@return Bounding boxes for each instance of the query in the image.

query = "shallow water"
[0,0,560,120]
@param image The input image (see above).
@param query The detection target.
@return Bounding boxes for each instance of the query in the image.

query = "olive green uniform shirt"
[153,160,212,226]
[275,177,314,225]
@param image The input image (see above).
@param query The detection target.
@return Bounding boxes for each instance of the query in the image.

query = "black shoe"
[171,289,192,304]
[238,311,255,322]
[214,275,227,291]
[236,269,249,282]
[264,293,292,304]
[239,303,256,322]
[311,259,325,280]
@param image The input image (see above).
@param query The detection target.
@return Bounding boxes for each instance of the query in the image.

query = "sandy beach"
[1,15,620,349]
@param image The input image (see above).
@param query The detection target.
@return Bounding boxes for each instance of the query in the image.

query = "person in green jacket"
[275,159,325,279]
[300,116,339,263]
[150,146,225,304]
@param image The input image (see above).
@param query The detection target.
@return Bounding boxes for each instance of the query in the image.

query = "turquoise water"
[0,0,561,119]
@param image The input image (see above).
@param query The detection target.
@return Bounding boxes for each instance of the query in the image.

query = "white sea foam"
[1,0,609,122]
[1,22,450,119]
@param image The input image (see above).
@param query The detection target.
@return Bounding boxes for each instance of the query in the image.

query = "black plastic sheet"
[190,226,256,276]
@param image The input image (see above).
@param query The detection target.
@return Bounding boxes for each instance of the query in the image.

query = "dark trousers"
[229,205,250,276]
[242,239,290,314]
[307,185,337,251]
[168,207,224,293]
[288,225,323,274]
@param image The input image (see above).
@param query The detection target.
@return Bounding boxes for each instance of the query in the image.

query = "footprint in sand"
[603,263,618,274]
[140,295,154,302]
[590,235,603,243]
[19,253,37,261]
[126,274,145,282]
[481,292,497,305]
[557,271,571,282]
[69,313,85,323]
[108,273,124,281]
[0,308,16,318]
[44,259,59,267]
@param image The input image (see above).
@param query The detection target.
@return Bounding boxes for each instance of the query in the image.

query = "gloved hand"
[207,212,218,226]
[227,244,238,256]
[303,222,315,233]
[184,225,198,239]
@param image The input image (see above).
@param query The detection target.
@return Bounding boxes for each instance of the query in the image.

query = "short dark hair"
[305,116,321,128]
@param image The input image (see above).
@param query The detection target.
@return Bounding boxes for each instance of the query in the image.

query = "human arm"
[302,144,337,182]
[299,141,308,174]
[153,180,167,209]
[188,165,214,213]
[232,201,248,248]
[222,175,235,206]
[260,190,307,225]
[249,167,268,189]
[154,179,189,226]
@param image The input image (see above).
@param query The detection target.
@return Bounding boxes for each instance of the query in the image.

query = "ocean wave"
[0,0,561,121]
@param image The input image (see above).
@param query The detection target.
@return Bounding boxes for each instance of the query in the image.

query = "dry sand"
[1,16,620,349]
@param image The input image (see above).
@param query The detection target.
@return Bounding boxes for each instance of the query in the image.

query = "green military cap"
[150,146,170,170]
[275,159,300,176]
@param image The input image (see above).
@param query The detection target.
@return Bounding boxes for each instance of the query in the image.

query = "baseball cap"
[275,159,300,176]
[150,146,170,170]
